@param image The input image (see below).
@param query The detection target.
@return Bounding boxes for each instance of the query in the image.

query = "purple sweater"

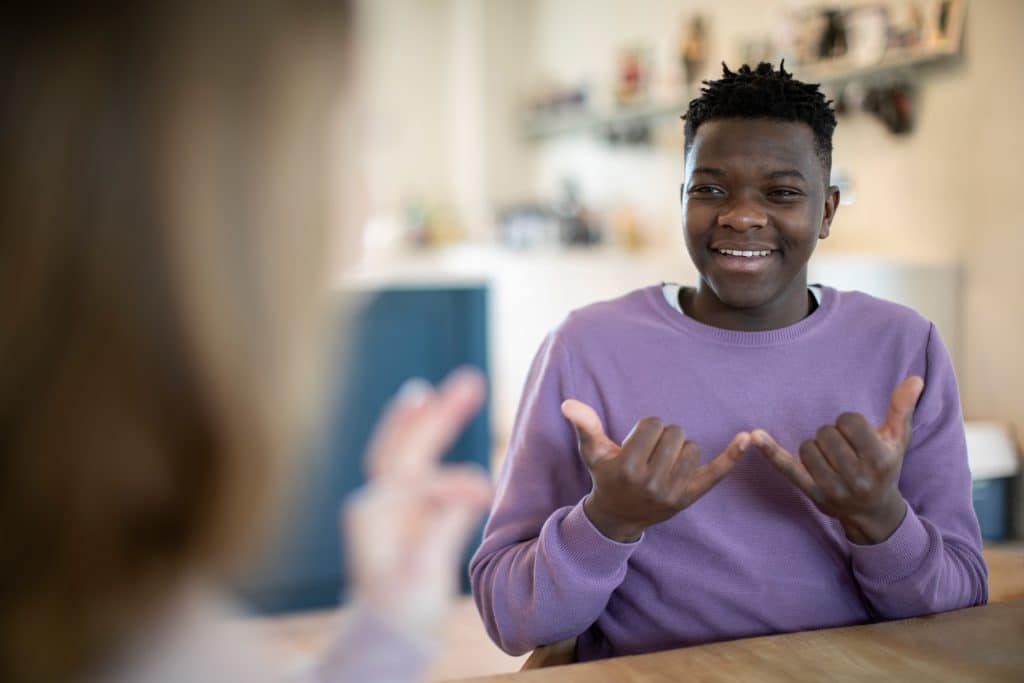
[470,285,986,661]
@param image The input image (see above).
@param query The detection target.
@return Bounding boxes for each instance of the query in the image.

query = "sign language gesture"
[344,369,494,636]
[561,399,750,543]
[751,376,925,545]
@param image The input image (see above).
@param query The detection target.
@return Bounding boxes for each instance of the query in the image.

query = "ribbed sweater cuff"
[848,505,932,584]
[551,500,643,575]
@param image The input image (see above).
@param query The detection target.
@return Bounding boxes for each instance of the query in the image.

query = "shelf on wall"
[523,97,690,141]
[794,41,962,86]
[523,42,963,142]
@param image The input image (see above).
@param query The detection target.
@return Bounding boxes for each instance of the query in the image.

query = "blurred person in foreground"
[0,2,492,682]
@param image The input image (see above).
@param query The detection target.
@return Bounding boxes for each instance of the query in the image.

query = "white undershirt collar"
[662,283,823,316]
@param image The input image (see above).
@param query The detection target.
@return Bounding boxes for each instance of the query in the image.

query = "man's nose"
[717,199,767,232]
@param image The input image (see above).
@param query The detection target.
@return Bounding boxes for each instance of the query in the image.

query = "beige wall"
[358,0,539,234]
[958,0,1024,431]
[359,0,452,210]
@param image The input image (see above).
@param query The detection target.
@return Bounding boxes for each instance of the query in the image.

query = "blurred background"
[245,0,1022,654]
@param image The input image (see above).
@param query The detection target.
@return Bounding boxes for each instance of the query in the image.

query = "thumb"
[879,376,925,446]
[561,399,620,465]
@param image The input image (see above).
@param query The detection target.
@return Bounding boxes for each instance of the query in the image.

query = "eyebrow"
[690,167,808,182]
[766,169,808,182]
[690,166,726,177]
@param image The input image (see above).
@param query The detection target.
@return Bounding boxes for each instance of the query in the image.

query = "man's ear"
[819,185,840,239]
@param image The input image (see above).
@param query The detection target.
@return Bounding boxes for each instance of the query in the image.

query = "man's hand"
[751,376,924,544]
[562,399,749,543]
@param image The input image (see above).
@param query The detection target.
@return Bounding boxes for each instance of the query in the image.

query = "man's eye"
[769,188,803,198]
[689,186,723,195]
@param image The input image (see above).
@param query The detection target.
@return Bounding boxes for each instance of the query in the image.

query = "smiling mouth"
[713,248,776,258]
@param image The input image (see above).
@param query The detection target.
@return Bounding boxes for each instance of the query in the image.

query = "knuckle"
[643,478,661,498]
[622,462,644,486]
[851,475,873,495]
[815,425,834,442]
[663,489,682,507]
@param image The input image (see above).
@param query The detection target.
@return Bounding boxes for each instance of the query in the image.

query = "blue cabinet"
[972,477,1014,541]
[238,285,490,614]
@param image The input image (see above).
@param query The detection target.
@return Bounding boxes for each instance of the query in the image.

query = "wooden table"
[230,597,527,680]
[985,543,1024,603]
[461,599,1024,682]
[236,545,1023,681]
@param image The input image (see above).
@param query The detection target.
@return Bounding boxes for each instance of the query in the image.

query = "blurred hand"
[343,368,493,636]
[751,376,924,545]
[561,399,749,543]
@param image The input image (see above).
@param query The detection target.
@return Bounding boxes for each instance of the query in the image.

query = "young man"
[470,62,986,662]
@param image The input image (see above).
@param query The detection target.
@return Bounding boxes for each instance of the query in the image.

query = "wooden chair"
[520,637,578,670]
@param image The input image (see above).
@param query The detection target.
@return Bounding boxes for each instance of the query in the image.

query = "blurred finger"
[429,500,489,558]
[404,367,486,468]
[415,501,489,598]
[422,464,494,510]
[342,486,403,584]
[414,472,493,582]
[365,378,435,476]
[371,367,486,479]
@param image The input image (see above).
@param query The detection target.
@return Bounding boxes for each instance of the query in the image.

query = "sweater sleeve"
[469,330,640,656]
[848,323,988,618]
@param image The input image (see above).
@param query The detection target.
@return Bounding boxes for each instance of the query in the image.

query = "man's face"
[682,118,838,318]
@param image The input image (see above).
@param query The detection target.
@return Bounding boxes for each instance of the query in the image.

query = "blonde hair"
[0,2,351,681]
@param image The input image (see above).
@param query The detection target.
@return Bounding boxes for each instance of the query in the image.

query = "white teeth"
[717,248,773,257]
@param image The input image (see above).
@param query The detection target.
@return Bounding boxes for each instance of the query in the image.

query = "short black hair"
[683,62,836,180]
